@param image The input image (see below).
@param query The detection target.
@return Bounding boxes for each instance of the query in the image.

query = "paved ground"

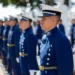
[0,56,40,75]
[0,59,9,75]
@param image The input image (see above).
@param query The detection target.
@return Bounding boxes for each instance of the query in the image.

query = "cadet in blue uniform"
[7,16,22,75]
[0,19,4,59]
[70,19,75,48]
[39,4,73,75]
[57,19,65,34]
[34,20,43,55]
[2,17,10,67]
[19,13,39,75]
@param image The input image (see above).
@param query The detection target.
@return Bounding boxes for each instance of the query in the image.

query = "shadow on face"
[0,21,3,26]
[9,20,17,26]
[4,21,10,26]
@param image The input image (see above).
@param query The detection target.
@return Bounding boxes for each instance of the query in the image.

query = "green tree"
[0,0,27,6]
[0,0,69,7]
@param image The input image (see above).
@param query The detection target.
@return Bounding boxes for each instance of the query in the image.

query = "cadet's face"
[41,16,59,32]
[4,21,9,26]
[9,20,16,26]
[0,21,3,26]
[74,20,75,24]
[72,20,75,24]
[41,16,53,30]
[19,20,29,30]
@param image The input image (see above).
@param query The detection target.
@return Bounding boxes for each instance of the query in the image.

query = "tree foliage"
[0,0,69,7]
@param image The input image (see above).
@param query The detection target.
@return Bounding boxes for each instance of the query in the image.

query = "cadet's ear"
[55,16,60,24]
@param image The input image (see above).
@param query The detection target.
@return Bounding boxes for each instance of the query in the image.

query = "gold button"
[39,66,44,71]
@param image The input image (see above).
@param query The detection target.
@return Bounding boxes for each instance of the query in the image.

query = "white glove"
[29,70,36,75]
[36,71,40,75]
[16,57,19,63]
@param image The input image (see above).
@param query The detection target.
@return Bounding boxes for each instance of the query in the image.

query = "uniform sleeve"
[61,25,65,34]
[56,38,73,75]
[26,34,39,70]
[14,30,20,57]
[1,27,4,49]
[36,25,43,39]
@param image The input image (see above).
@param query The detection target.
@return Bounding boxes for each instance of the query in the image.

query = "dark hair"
[29,19,32,23]
[14,18,18,23]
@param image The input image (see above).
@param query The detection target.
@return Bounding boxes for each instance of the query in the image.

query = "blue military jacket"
[7,25,21,59]
[36,24,43,40]
[19,27,39,70]
[70,24,75,40]
[40,27,73,75]
[0,25,4,49]
[58,24,65,34]
[2,26,10,52]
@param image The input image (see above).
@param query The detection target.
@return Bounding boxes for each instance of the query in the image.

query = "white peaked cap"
[40,4,62,13]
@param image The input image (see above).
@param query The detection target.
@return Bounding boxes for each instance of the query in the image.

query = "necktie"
[40,34,50,59]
